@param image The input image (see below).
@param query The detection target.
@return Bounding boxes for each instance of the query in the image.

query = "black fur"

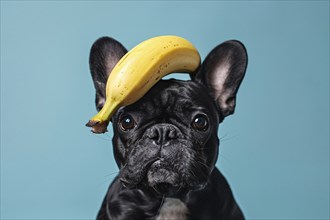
[88,37,248,220]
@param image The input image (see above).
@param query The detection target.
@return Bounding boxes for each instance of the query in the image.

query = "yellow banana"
[86,35,201,133]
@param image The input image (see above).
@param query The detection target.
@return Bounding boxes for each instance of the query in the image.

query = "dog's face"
[112,80,220,195]
[89,37,247,196]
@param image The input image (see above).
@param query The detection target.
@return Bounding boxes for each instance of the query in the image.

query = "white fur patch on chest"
[156,198,188,220]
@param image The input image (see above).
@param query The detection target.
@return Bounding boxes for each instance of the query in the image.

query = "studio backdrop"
[1,1,329,219]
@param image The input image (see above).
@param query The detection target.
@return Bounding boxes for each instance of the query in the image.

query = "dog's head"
[89,37,247,196]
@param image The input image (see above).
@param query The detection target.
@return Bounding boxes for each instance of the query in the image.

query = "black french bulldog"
[88,36,248,220]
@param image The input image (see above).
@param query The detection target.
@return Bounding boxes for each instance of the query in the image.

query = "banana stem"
[85,99,119,133]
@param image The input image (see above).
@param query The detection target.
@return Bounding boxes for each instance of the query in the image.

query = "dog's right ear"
[192,40,247,119]
[89,37,127,111]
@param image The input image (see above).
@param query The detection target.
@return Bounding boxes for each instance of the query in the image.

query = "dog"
[88,36,248,220]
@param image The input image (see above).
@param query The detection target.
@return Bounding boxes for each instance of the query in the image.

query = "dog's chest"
[156,198,188,220]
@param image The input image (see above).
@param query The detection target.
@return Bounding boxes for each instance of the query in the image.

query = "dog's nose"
[147,124,178,145]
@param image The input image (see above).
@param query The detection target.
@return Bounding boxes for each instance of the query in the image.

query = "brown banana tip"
[86,120,109,134]
[85,120,99,127]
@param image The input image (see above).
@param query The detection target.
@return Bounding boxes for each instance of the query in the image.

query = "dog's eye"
[192,114,209,131]
[119,115,136,131]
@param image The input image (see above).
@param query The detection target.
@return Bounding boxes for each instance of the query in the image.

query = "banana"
[86,35,201,133]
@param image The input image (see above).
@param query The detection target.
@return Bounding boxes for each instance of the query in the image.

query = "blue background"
[1,1,329,219]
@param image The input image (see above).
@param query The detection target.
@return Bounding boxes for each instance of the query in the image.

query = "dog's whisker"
[105,133,113,140]
[219,133,237,143]
[156,195,166,215]
[93,134,112,142]
[196,160,210,170]
[100,171,120,185]
[152,185,162,195]
[188,169,198,179]
[218,153,229,161]
[218,153,232,166]
[104,171,119,178]
[198,147,208,151]
[176,185,183,194]
[220,132,230,140]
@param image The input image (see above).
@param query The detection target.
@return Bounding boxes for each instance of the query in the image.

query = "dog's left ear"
[193,40,248,118]
[89,37,128,111]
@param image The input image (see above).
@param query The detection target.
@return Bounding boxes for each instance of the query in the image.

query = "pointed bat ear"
[193,40,248,118]
[89,37,127,111]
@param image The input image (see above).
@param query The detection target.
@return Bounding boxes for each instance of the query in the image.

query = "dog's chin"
[144,160,206,197]
[146,160,181,196]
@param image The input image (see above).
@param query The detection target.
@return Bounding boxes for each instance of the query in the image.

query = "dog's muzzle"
[120,124,186,192]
